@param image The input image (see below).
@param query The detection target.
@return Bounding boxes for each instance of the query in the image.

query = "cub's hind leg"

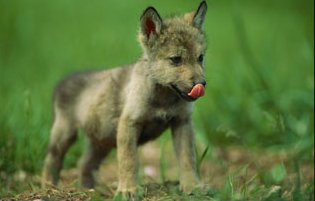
[42,109,78,186]
[78,138,112,188]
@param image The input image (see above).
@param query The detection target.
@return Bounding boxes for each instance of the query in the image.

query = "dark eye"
[169,56,182,66]
[198,54,204,64]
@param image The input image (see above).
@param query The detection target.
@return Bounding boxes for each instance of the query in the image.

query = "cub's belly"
[138,118,170,145]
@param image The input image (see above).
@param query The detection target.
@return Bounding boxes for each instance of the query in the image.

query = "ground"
[1,143,314,201]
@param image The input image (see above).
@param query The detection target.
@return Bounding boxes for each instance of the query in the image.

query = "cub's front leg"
[171,117,202,194]
[115,115,143,200]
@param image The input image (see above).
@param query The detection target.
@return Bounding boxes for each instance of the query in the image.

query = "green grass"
[0,0,314,200]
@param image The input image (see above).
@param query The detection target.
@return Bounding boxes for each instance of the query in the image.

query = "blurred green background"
[0,0,313,194]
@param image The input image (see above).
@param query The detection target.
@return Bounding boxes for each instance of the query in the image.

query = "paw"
[180,179,198,194]
[41,168,58,187]
[114,187,144,201]
[181,182,213,196]
[192,184,214,196]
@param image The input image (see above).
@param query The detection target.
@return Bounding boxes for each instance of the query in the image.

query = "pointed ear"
[140,7,162,39]
[192,1,208,30]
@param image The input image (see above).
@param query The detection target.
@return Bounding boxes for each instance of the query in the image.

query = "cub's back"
[54,66,133,126]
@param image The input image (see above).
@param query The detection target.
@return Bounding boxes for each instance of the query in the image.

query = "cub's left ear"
[140,7,162,39]
[192,1,208,30]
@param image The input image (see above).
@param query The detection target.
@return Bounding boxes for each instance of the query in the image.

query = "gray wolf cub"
[42,1,208,199]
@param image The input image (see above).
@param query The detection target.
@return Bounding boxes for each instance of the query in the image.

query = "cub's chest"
[148,99,187,120]
[137,105,187,145]
[138,116,171,145]
[152,107,174,122]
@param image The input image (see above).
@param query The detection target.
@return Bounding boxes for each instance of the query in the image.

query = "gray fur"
[42,1,208,199]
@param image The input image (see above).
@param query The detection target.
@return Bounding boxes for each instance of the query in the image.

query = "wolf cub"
[42,1,208,199]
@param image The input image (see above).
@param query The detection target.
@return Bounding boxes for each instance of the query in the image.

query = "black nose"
[192,80,206,87]
[200,80,207,87]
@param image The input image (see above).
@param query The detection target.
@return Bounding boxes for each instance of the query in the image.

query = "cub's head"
[138,1,208,102]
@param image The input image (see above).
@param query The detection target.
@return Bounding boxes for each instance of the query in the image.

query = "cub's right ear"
[140,7,162,39]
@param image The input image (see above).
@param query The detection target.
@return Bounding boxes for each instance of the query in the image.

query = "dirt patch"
[1,143,313,200]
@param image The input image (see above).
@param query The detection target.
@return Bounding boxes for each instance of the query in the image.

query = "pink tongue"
[187,84,205,99]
